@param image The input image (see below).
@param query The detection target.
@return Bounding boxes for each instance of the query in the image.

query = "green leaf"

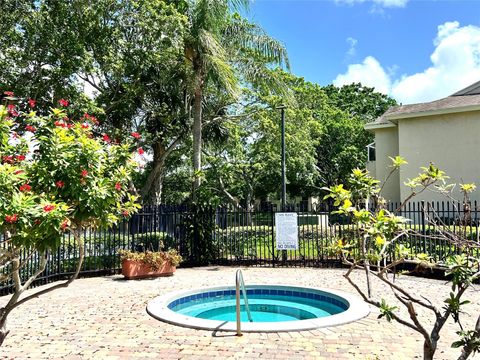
[378,299,398,322]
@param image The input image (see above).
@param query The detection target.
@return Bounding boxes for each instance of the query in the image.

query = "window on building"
[367,142,376,162]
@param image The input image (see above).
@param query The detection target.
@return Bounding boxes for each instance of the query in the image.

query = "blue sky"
[246,0,480,104]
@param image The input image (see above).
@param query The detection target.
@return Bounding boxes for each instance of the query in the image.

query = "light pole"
[277,105,287,265]
[277,105,287,211]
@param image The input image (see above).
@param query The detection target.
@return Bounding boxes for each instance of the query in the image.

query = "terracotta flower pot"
[121,259,176,280]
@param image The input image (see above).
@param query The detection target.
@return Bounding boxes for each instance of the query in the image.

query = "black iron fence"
[1,201,480,295]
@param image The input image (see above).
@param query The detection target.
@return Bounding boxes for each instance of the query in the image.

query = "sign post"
[275,213,299,250]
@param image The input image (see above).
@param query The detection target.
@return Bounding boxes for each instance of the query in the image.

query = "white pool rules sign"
[275,212,299,250]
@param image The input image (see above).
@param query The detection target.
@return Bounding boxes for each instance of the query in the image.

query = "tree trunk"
[0,230,83,347]
[218,177,242,210]
[192,79,203,198]
[0,309,10,346]
[152,171,165,205]
[245,191,254,226]
[0,254,47,347]
[423,341,435,360]
[423,330,438,360]
[141,141,167,204]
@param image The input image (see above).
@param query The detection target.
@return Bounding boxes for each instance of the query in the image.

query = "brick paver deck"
[1,267,479,359]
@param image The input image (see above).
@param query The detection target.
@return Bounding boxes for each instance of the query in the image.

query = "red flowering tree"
[0,93,140,345]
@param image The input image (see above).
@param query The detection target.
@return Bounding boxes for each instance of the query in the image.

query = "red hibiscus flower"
[19,184,31,192]
[137,147,144,155]
[5,214,18,223]
[3,91,14,97]
[81,169,88,178]
[25,125,36,132]
[2,156,13,164]
[58,99,69,107]
[28,99,36,108]
[60,219,69,230]
[16,154,26,162]
[55,180,65,188]
[102,134,111,143]
[43,204,55,212]
[7,104,18,117]
[115,182,121,191]
[54,120,68,128]
[131,132,141,139]
[82,113,99,125]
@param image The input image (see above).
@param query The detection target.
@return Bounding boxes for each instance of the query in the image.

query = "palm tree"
[181,0,289,199]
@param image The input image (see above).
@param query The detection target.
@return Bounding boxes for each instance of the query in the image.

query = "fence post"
[193,204,198,265]
[421,201,426,254]
[271,205,275,268]
[57,244,61,280]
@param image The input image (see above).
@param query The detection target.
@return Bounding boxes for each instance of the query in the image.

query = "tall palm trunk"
[192,74,204,198]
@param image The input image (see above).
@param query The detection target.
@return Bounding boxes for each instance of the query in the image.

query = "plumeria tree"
[0,93,140,345]
[325,159,480,360]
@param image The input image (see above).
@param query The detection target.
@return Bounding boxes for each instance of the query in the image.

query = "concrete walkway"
[1,267,479,359]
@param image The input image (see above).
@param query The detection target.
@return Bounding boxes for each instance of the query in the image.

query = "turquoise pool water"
[149,285,369,332]
[169,289,347,322]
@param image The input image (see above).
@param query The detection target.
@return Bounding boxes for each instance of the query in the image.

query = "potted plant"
[119,248,182,279]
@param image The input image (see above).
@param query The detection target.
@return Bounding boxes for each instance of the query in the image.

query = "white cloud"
[335,0,409,8]
[334,56,391,94]
[346,37,358,57]
[333,21,480,104]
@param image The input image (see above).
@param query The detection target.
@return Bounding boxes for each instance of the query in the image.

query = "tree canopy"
[323,82,397,123]
[195,71,396,208]
[0,0,189,203]
[0,0,397,207]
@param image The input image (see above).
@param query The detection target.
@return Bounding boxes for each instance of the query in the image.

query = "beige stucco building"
[365,81,480,204]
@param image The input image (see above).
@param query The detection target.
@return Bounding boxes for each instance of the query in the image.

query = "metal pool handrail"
[235,269,253,336]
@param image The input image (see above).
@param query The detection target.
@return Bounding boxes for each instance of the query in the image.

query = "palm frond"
[198,28,227,58]
[191,0,229,35]
[202,115,231,145]
[204,53,239,97]
[237,61,296,106]
[224,17,290,70]
[199,29,239,97]
[228,0,250,12]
